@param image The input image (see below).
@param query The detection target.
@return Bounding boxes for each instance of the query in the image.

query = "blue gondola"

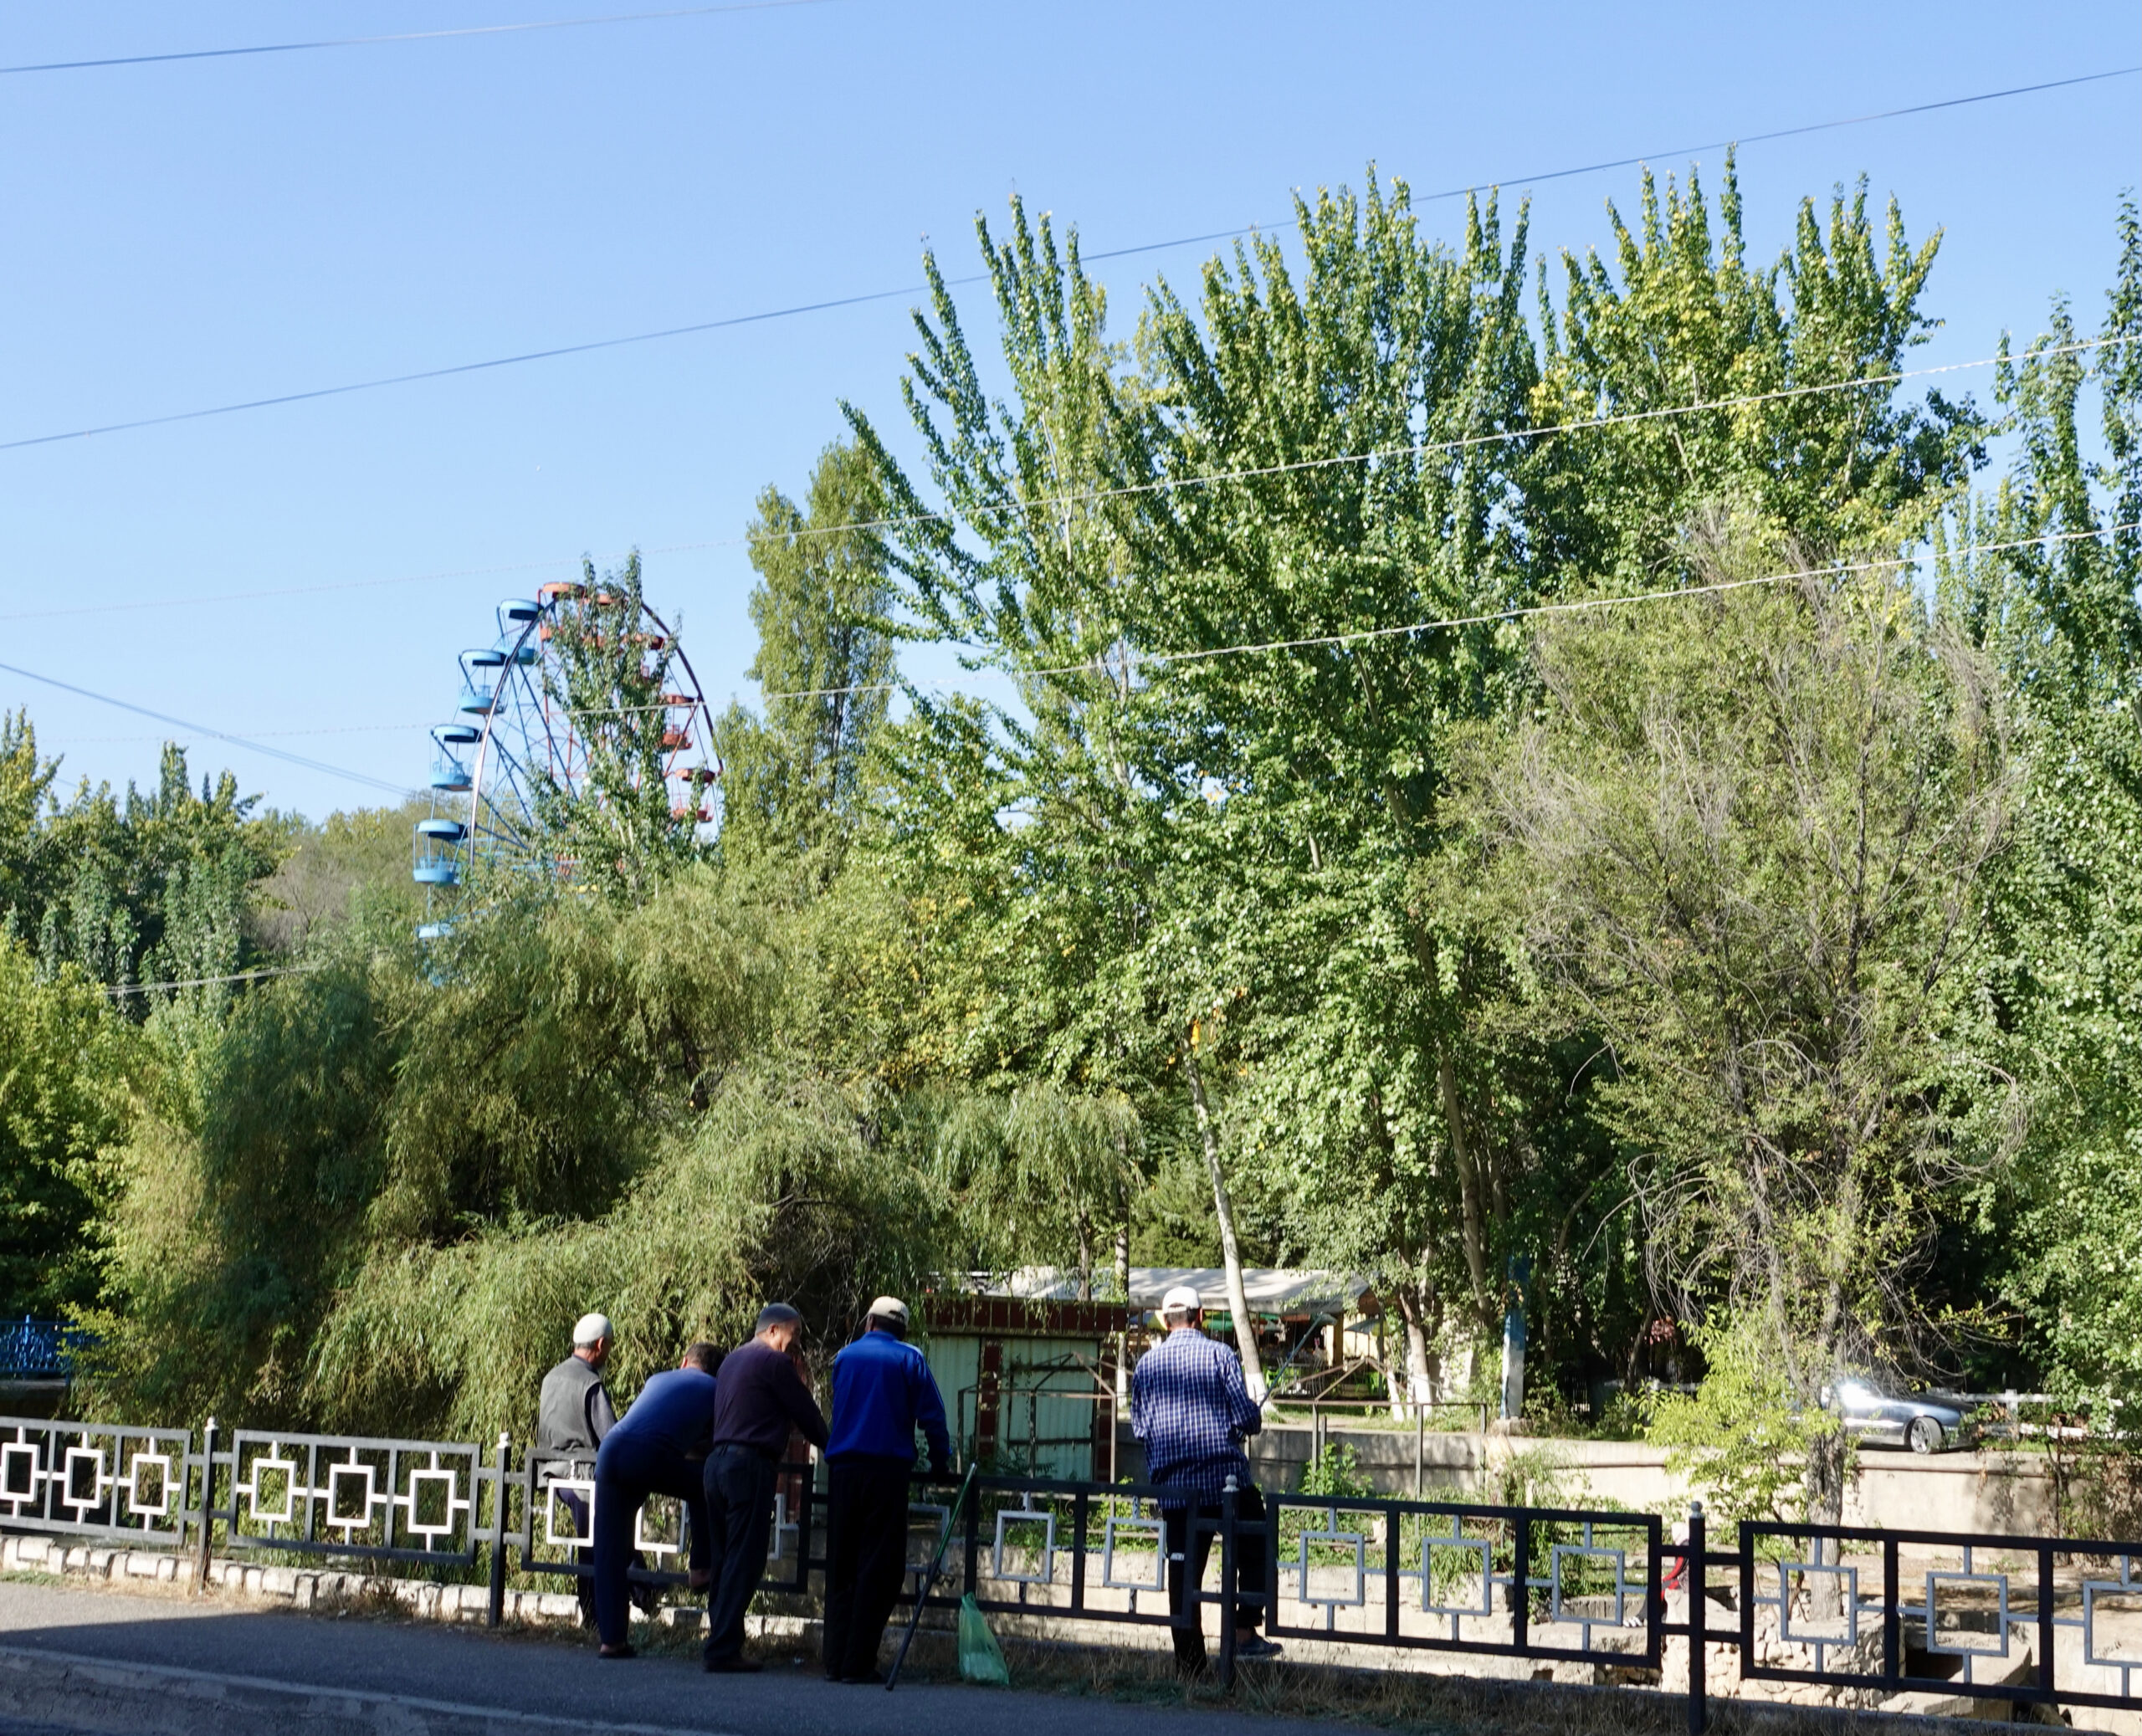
[430,723,479,791]
[459,647,507,714]
[412,817,468,885]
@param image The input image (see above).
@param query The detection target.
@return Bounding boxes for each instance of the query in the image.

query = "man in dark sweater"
[699,1303,828,1672]
[592,1342,721,1658]
[821,1296,951,1684]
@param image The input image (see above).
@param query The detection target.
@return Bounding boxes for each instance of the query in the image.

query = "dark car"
[1827,1377,1965,1453]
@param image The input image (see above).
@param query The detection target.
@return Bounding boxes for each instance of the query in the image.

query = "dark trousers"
[592,1434,712,1646]
[1163,1485,1268,1670]
[702,1445,780,1662]
[821,1455,911,1680]
[553,1486,598,1623]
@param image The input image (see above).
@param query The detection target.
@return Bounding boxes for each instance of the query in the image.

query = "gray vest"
[537,1356,607,1473]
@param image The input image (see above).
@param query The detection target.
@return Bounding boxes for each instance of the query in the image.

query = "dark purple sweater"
[707,1338,829,1457]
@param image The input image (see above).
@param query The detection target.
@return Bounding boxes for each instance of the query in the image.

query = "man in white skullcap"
[819,1295,951,1683]
[536,1313,638,1625]
[1131,1283,1281,1672]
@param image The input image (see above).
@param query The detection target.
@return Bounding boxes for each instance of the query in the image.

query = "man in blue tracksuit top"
[591,1341,720,1657]
[820,1295,951,1683]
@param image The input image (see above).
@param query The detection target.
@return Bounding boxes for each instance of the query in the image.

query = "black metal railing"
[3,1411,2138,1728]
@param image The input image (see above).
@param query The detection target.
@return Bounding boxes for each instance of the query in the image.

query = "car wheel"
[1906,1416,1943,1454]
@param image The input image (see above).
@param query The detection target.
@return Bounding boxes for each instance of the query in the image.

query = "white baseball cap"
[1160,1285,1202,1315]
[572,1313,614,1346]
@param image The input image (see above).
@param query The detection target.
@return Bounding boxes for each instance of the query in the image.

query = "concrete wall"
[1117,1421,2066,1534]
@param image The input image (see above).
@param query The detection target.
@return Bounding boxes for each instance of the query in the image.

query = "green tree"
[525,554,703,904]
[1474,535,2015,1523]
[0,941,141,1314]
[718,438,896,878]
[1525,156,1979,585]
[1940,200,2142,1416]
[846,197,1274,1384]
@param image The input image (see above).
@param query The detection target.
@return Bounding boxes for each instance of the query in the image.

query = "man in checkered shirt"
[1131,1284,1282,1671]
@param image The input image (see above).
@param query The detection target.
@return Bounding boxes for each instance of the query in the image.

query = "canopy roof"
[995,1265,1372,1319]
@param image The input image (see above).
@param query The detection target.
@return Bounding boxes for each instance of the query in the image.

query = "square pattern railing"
[3,1411,2138,1730]
[1737,1521,2142,1716]
[0,1418,192,1546]
[221,1430,494,1567]
[1260,1493,1661,1667]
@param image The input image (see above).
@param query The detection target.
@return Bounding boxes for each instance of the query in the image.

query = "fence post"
[1686,1501,1706,1736]
[190,1416,217,1595]
[1217,1476,1238,1691]
[487,1430,510,1628]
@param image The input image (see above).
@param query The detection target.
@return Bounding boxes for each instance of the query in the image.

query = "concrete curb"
[0,1644,744,1736]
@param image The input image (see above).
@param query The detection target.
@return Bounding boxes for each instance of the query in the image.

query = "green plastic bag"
[956,1592,1010,1686]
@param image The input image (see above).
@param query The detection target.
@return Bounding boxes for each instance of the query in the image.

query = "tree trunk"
[1113,1202,1131,1406]
[1182,1037,1266,1398]
[1391,1275,1443,1417]
[1439,1049,1495,1334]
[1076,1212,1094,1301]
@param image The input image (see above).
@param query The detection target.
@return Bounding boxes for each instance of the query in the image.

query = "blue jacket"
[827,1330,951,1465]
[602,1367,720,1459]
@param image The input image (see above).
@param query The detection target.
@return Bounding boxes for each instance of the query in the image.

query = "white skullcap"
[572,1313,614,1347]
[1160,1285,1203,1315]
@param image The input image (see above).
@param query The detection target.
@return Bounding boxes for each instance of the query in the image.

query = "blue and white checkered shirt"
[1130,1328,1262,1505]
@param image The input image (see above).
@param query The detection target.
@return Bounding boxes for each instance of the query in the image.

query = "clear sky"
[1,1,2135,821]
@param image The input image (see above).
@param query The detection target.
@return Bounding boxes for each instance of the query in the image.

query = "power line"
[0,659,413,796]
[1406,66,2138,203]
[0,1,838,77]
[105,964,325,1000]
[2,66,2129,457]
[0,337,2111,630]
[756,524,2136,703]
[21,527,2120,787]
[737,338,2115,554]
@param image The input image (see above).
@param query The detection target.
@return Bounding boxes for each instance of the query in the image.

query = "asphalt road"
[0,1580,1371,1736]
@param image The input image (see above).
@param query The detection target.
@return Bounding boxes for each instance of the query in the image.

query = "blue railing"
[0,1319,88,1382]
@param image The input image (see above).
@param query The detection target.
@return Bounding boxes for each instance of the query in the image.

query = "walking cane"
[885,1461,977,1692]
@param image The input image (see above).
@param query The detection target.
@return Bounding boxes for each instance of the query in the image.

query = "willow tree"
[1481,536,2015,1523]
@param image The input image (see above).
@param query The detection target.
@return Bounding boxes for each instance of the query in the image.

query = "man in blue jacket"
[591,1341,720,1658]
[820,1296,951,1684]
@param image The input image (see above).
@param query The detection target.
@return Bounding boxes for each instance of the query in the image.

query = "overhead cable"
[756,523,2137,703]
[20,527,2122,792]
[2,66,2130,455]
[104,964,325,999]
[0,336,2112,628]
[0,1,838,77]
[725,338,2116,552]
[0,658,413,796]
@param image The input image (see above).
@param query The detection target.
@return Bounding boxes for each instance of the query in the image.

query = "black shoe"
[704,1656,763,1674]
[1235,1636,1284,1660]
[598,1643,638,1661]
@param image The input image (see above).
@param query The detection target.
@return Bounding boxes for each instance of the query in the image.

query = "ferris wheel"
[411,578,719,933]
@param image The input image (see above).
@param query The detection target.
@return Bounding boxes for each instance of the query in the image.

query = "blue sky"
[1,0,2135,821]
